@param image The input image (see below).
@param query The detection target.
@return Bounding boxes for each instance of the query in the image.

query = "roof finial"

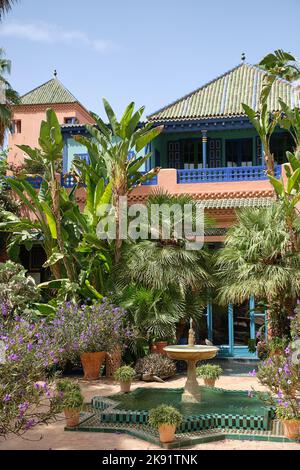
[241,53,246,63]
[54,69,58,78]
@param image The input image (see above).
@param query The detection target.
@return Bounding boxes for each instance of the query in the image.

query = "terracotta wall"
[8,103,94,169]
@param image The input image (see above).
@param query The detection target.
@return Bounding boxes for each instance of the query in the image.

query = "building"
[9,61,300,358]
[8,72,95,170]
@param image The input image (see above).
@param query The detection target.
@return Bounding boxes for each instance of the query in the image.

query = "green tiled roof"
[149,63,300,122]
[199,197,275,209]
[20,78,78,105]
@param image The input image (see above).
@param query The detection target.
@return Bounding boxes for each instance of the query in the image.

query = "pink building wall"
[8,103,95,169]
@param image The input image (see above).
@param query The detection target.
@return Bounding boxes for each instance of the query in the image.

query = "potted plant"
[196,364,222,387]
[56,379,84,428]
[114,365,136,393]
[150,337,170,356]
[50,301,132,381]
[276,404,300,439]
[148,404,183,443]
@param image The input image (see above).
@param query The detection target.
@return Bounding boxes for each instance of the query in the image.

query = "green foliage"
[135,354,177,380]
[196,364,222,380]
[56,379,84,410]
[76,99,164,261]
[0,261,40,320]
[0,48,20,145]
[148,405,183,429]
[114,365,135,382]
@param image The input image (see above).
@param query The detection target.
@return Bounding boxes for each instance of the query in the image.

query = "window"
[64,117,78,124]
[226,138,253,167]
[167,139,203,169]
[270,132,294,165]
[12,120,22,134]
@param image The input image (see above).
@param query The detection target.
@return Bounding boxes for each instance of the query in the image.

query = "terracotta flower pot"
[106,346,122,378]
[80,352,106,381]
[64,408,80,428]
[151,342,168,355]
[158,424,177,443]
[120,381,132,393]
[204,378,216,387]
[282,419,300,439]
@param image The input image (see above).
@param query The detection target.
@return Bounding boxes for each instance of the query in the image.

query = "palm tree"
[114,191,214,342]
[0,49,20,146]
[0,0,17,19]
[216,204,300,337]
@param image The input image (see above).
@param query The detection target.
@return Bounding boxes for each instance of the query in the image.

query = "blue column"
[249,296,256,340]
[62,136,68,174]
[202,131,207,169]
[228,304,234,356]
[206,300,213,342]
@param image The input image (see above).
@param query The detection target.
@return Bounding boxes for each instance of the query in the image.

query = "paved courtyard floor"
[0,375,299,451]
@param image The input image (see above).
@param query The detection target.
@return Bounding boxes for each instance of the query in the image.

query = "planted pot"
[158,424,177,443]
[64,408,80,428]
[151,342,168,355]
[120,381,132,393]
[282,419,300,439]
[80,352,106,381]
[204,378,216,387]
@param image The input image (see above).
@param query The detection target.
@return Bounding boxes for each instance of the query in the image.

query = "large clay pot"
[64,408,80,428]
[151,342,168,355]
[120,381,131,393]
[158,424,177,443]
[106,346,122,378]
[204,378,216,387]
[80,352,106,381]
[282,420,300,439]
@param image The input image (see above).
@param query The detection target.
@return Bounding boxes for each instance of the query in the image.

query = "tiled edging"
[91,387,271,432]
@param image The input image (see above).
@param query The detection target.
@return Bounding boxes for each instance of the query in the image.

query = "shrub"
[114,366,135,382]
[196,364,222,380]
[56,379,84,410]
[49,299,133,365]
[0,261,40,323]
[148,405,182,429]
[135,354,176,380]
[0,317,63,436]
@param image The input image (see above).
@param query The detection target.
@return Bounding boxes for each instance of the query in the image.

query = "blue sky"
[1,0,300,118]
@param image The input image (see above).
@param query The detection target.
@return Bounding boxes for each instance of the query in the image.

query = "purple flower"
[25,419,35,430]
[256,331,261,338]
[249,369,257,377]
[8,353,19,361]
[3,394,12,402]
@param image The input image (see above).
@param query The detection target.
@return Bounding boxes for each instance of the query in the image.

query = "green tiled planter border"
[91,388,271,432]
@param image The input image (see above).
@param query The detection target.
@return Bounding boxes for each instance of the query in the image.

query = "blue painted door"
[206,297,267,358]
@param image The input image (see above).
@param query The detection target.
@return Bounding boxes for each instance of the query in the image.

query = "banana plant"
[269,150,300,250]
[242,50,300,176]
[75,99,164,262]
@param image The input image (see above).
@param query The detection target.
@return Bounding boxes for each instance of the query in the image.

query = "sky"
[1,0,300,118]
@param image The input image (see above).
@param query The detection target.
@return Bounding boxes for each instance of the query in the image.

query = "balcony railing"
[177,165,281,184]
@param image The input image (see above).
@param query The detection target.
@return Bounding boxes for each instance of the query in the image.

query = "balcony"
[177,165,281,184]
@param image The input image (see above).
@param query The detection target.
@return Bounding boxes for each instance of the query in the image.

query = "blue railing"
[177,165,281,184]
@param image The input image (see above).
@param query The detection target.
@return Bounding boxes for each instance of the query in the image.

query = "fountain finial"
[188,318,195,347]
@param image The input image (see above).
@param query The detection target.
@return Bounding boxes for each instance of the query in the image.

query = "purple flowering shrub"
[0,318,63,436]
[256,346,300,420]
[0,261,40,324]
[49,299,133,364]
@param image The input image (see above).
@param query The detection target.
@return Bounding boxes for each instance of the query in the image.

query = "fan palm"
[114,191,214,342]
[216,203,300,337]
[0,0,17,19]
[0,49,20,146]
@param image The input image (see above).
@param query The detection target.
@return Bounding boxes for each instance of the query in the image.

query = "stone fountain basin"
[164,345,219,362]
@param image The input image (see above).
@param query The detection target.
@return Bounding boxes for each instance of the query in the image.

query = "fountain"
[164,319,219,403]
